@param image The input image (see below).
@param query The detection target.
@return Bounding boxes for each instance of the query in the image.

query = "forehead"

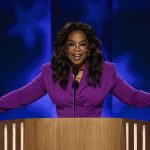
[67,30,87,41]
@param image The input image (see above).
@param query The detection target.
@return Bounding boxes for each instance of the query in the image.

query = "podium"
[0,118,150,150]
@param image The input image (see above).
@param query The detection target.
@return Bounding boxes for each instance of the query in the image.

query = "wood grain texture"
[0,118,150,150]
[24,118,125,150]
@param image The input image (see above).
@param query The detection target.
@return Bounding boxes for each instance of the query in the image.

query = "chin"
[71,60,82,64]
[73,62,81,65]
[71,60,86,67]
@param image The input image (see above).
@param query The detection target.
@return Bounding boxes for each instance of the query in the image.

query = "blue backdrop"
[0,0,150,120]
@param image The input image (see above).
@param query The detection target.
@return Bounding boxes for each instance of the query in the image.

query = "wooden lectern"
[0,118,150,150]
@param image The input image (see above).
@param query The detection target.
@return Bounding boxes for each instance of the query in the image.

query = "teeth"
[73,54,81,60]
[73,54,81,56]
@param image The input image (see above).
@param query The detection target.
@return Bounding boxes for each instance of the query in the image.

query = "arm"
[111,64,150,107]
[0,65,47,112]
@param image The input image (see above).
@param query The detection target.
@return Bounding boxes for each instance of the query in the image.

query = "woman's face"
[66,30,89,67]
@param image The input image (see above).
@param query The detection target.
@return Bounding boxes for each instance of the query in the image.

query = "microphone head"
[72,80,79,90]
[72,64,79,77]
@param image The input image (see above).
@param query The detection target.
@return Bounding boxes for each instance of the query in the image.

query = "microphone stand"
[72,79,79,117]
[72,64,79,117]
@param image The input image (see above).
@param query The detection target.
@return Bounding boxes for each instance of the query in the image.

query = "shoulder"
[102,61,115,69]
[40,62,53,75]
[101,61,116,74]
[41,62,52,69]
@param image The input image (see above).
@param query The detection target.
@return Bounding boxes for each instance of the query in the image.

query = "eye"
[81,43,86,46]
[68,43,74,46]
[67,42,75,47]
[80,42,88,47]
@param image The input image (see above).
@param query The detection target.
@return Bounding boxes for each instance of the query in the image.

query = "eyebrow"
[67,40,87,42]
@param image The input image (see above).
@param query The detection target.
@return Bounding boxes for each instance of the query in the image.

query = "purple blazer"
[0,61,150,117]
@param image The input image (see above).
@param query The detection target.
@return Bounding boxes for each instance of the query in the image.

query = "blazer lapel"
[77,62,89,95]
[66,70,74,95]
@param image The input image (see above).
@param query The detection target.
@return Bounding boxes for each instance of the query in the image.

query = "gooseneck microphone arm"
[72,65,79,117]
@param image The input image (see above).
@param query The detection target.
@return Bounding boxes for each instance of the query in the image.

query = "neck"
[76,63,85,71]
[79,65,85,71]
[76,60,87,70]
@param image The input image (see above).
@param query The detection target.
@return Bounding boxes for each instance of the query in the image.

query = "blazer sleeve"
[111,63,150,107]
[0,65,47,112]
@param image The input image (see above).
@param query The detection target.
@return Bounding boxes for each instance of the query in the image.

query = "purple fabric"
[0,61,150,117]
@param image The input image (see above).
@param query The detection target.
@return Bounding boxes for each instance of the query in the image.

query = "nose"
[75,44,80,51]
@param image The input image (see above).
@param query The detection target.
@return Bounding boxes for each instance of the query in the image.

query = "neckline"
[70,61,88,85]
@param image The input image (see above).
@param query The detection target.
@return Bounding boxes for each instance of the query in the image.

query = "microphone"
[72,64,79,78]
[72,64,79,90]
[72,80,79,90]
[72,64,79,117]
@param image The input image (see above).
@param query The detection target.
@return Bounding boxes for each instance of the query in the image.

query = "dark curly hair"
[51,22,104,90]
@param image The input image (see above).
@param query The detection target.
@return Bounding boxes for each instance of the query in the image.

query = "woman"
[0,22,150,117]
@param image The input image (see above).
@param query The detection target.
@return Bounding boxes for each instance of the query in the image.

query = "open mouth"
[73,54,82,60]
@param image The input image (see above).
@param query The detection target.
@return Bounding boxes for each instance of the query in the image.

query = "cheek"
[82,53,88,59]
[67,53,73,60]
[67,49,72,54]
[82,49,89,56]
[82,50,88,57]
